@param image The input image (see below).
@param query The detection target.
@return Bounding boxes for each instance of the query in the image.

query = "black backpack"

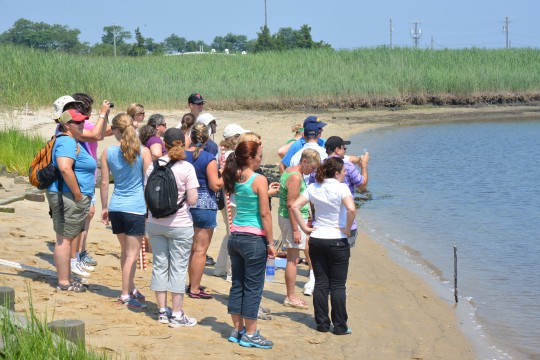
[145,159,186,219]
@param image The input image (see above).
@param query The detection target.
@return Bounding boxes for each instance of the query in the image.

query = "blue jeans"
[309,236,350,334]
[227,232,267,320]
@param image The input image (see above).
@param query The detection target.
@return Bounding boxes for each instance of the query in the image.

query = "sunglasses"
[342,146,347,150]
[68,119,85,124]
[158,123,167,127]
[136,112,145,116]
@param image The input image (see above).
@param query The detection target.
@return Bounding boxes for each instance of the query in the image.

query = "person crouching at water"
[291,157,355,335]
[100,113,152,309]
[222,140,276,349]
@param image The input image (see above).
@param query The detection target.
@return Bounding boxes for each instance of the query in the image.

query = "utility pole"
[264,0,268,28]
[113,24,117,57]
[410,21,422,48]
[389,18,393,49]
[503,16,510,49]
[430,36,434,50]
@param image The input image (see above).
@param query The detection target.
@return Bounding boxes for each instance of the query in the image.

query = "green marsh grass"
[1,292,112,360]
[0,127,46,175]
[1,44,539,109]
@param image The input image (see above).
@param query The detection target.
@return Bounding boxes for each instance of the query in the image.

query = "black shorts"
[109,211,146,236]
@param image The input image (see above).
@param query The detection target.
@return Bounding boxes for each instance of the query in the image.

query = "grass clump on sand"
[0,127,46,176]
[1,293,113,360]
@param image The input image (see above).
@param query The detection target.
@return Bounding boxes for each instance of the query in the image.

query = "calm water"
[349,120,540,360]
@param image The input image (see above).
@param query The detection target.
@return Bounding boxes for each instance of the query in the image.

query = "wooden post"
[454,245,458,303]
[48,319,85,345]
[0,286,15,311]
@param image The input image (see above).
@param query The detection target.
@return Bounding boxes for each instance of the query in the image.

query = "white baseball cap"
[223,124,250,139]
[196,113,216,126]
[52,95,82,119]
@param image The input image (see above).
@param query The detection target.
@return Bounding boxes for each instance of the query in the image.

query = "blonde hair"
[112,113,141,165]
[219,135,240,151]
[126,103,144,118]
[190,122,209,160]
[299,148,321,166]
[238,131,261,144]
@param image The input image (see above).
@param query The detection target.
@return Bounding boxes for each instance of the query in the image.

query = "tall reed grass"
[0,127,46,175]
[0,44,539,109]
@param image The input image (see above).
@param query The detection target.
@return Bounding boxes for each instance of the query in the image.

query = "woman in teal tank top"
[278,148,321,309]
[222,140,276,349]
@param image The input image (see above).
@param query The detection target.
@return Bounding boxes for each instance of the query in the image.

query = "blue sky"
[2,0,539,49]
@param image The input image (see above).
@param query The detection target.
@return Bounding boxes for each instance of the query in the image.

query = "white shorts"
[278,215,308,250]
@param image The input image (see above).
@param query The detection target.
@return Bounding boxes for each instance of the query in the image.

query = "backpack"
[145,159,186,219]
[28,134,78,190]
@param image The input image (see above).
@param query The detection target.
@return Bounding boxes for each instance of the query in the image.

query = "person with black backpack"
[145,128,200,328]
[100,113,152,309]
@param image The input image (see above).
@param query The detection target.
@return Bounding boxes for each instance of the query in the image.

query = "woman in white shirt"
[291,157,356,335]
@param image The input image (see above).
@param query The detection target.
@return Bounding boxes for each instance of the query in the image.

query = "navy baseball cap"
[304,122,321,136]
[303,115,327,129]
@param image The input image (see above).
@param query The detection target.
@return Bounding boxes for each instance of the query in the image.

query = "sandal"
[187,290,213,299]
[283,297,308,309]
[258,308,272,320]
[186,284,206,293]
[56,283,86,292]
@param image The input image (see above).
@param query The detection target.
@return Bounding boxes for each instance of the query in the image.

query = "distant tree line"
[0,19,332,56]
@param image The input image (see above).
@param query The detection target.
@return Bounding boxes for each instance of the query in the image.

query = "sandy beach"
[2,105,538,359]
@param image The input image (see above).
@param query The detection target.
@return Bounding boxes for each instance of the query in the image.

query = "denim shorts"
[109,211,146,236]
[189,208,217,228]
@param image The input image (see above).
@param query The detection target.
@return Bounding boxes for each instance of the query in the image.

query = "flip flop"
[283,297,308,310]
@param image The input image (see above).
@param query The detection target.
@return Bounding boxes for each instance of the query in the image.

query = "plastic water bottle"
[265,258,275,282]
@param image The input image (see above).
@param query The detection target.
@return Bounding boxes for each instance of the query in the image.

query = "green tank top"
[233,173,263,229]
[278,170,309,218]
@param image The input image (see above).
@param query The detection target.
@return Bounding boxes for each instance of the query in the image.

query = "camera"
[109,102,115,108]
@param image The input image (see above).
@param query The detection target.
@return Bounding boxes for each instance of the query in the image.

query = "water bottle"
[265,258,275,282]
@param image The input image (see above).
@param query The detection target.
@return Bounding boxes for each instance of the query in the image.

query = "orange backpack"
[28,134,78,189]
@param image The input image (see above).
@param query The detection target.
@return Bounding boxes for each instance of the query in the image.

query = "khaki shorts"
[278,215,308,250]
[46,190,91,239]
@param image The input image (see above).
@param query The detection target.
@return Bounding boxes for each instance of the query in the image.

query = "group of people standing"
[44,92,369,349]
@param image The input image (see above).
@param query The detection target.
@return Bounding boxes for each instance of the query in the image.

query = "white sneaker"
[71,262,91,277]
[303,281,314,296]
[226,275,232,283]
[79,261,95,272]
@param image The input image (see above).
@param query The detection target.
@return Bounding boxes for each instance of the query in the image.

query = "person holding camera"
[139,113,167,160]
[52,94,112,278]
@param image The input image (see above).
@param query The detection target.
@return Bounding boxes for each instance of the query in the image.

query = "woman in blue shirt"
[100,113,152,309]
[46,109,96,292]
[184,123,223,299]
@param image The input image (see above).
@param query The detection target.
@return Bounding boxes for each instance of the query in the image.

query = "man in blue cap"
[279,116,327,174]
